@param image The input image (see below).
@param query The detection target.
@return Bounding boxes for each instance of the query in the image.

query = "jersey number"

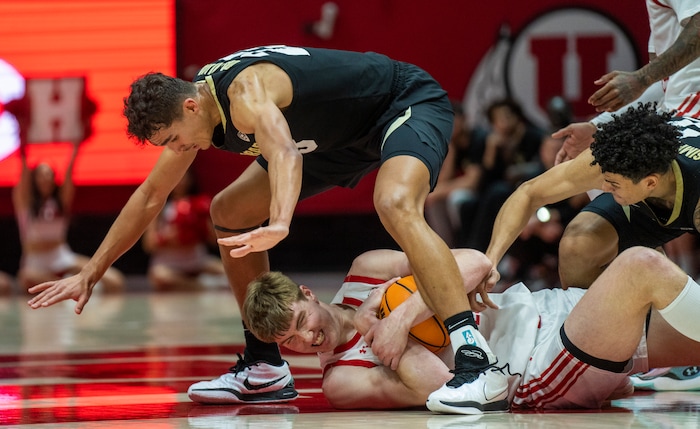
[222,45,310,61]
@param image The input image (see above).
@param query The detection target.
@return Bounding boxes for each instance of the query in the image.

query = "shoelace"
[228,353,256,374]
[447,362,506,388]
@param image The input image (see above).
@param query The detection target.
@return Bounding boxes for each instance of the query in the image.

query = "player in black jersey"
[27,46,508,415]
[480,103,700,297]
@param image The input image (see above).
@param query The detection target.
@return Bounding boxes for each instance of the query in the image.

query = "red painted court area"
[2,288,700,428]
[0,345,333,426]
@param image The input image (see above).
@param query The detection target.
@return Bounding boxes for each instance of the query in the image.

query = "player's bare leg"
[558,212,619,289]
[374,155,508,415]
[564,247,700,394]
[188,162,297,404]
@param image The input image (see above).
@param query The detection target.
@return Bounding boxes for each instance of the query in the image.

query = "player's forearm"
[267,148,302,228]
[393,341,449,400]
[391,290,433,329]
[641,13,700,85]
[485,187,537,267]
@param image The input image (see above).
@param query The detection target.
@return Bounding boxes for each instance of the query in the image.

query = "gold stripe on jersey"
[241,143,261,156]
[197,59,240,77]
[629,160,684,227]
[205,76,228,133]
[668,160,683,225]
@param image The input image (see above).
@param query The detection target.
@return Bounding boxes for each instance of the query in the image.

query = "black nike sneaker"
[188,354,299,404]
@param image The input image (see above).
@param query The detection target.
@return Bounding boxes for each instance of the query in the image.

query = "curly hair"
[122,72,197,145]
[243,272,307,343]
[591,103,680,183]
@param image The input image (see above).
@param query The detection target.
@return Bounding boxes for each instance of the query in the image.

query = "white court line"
[0,354,321,369]
[0,372,322,387]
[0,389,324,411]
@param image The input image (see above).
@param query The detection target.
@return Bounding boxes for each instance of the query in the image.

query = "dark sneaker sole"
[428,398,509,415]
[189,387,299,404]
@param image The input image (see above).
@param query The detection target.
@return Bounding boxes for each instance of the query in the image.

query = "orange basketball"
[377,275,450,353]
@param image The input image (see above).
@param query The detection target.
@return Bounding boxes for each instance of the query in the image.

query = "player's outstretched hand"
[468,268,499,312]
[588,70,646,113]
[218,223,289,257]
[27,273,93,315]
[552,122,596,165]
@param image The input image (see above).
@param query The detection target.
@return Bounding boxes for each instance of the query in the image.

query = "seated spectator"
[13,142,124,292]
[142,170,225,290]
[503,135,588,290]
[460,98,544,251]
[500,96,588,289]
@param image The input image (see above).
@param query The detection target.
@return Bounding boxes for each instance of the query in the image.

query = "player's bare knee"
[209,192,231,225]
[374,189,420,227]
[617,246,659,265]
[617,247,677,280]
[559,234,590,265]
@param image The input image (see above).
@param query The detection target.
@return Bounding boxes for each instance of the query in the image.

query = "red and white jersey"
[318,277,646,408]
[317,276,544,393]
[647,0,700,117]
[318,275,385,372]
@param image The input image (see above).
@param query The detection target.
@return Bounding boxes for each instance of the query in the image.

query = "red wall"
[0,0,649,216]
[176,0,648,214]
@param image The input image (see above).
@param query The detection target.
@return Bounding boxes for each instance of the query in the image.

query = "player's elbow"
[513,178,548,210]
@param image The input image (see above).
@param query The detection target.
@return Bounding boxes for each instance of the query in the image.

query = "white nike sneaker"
[630,366,700,391]
[427,345,509,415]
[188,354,299,404]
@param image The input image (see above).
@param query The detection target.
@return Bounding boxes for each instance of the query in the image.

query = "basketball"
[377,275,450,353]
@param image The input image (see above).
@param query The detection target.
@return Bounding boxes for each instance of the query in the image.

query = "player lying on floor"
[243,247,700,412]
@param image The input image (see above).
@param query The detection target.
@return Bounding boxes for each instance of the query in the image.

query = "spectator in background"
[13,142,124,292]
[424,102,485,247]
[500,97,588,290]
[459,98,544,251]
[142,169,225,290]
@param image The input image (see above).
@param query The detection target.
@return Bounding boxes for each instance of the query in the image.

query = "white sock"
[449,325,496,362]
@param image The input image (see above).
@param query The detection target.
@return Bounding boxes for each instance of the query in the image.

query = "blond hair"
[243,271,306,342]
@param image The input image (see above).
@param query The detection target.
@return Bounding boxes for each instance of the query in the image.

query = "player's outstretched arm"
[485,150,603,288]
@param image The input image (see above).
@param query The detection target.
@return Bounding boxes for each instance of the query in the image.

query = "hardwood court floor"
[1,274,699,428]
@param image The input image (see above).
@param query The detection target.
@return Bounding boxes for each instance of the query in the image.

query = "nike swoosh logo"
[243,376,286,391]
[483,380,497,401]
